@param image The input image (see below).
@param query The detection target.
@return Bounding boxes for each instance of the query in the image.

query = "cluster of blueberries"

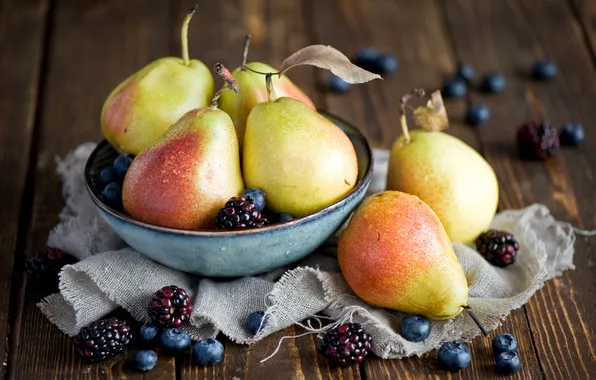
[96,153,134,210]
[131,310,266,372]
[132,324,224,371]
[399,314,521,374]
[442,60,585,146]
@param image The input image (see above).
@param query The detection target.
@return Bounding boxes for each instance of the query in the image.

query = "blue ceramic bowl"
[85,111,373,278]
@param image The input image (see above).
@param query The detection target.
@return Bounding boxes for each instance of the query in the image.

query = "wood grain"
[308,0,541,378]
[7,0,176,378]
[441,0,596,378]
[0,0,49,377]
[570,0,596,63]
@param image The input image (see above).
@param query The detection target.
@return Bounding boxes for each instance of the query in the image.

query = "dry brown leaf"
[413,90,449,132]
[279,45,382,84]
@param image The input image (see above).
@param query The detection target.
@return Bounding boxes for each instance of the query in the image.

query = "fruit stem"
[463,306,489,337]
[265,73,277,102]
[211,63,239,108]
[181,5,198,66]
[241,34,251,70]
[399,88,428,144]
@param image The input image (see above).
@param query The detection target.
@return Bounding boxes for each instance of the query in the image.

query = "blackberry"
[148,285,193,328]
[475,230,520,267]
[516,121,559,160]
[215,196,269,230]
[319,323,372,366]
[74,317,132,363]
[25,247,76,285]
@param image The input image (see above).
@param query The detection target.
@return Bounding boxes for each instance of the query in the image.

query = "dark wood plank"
[181,328,360,380]
[441,0,596,378]
[308,0,542,379]
[0,0,49,377]
[8,0,176,378]
[173,0,355,377]
[570,0,596,63]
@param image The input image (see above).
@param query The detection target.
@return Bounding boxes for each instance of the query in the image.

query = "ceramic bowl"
[85,111,373,278]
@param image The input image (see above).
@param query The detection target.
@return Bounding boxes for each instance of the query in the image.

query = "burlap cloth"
[38,142,588,360]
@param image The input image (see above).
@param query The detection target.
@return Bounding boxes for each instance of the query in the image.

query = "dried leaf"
[413,90,449,132]
[279,45,382,84]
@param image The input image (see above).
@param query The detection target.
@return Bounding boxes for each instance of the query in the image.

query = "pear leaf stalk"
[211,63,239,108]
[462,306,489,337]
[241,34,251,70]
[181,4,198,66]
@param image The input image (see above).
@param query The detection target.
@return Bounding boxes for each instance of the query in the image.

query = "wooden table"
[2,0,595,378]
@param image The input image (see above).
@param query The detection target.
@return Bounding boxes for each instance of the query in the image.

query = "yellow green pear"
[218,62,316,150]
[122,106,243,230]
[101,6,214,155]
[386,130,499,245]
[243,96,358,217]
[338,191,469,319]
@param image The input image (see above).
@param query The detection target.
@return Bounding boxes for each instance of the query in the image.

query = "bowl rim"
[85,110,374,236]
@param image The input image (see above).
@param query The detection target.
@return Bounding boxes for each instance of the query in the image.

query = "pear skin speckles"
[337,191,468,320]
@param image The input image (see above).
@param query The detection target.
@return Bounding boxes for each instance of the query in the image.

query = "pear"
[338,191,469,320]
[122,106,243,230]
[386,130,499,245]
[218,62,316,149]
[101,6,214,155]
[243,96,357,217]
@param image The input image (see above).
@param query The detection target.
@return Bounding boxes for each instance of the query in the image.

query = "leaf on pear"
[279,45,382,84]
[413,90,449,132]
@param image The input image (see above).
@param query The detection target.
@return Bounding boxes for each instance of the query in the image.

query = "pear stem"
[211,63,239,108]
[462,306,489,337]
[265,73,277,102]
[181,4,198,66]
[399,88,428,144]
[240,34,251,70]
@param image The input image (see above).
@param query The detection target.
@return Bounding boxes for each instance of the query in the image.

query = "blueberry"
[329,75,351,93]
[101,182,122,209]
[193,338,224,366]
[441,77,467,99]
[159,328,191,353]
[131,350,158,371]
[559,123,585,146]
[138,323,160,344]
[241,188,266,211]
[438,340,471,371]
[374,54,398,74]
[277,213,294,223]
[481,72,506,93]
[533,59,557,81]
[113,153,134,180]
[495,351,521,374]
[399,315,431,342]
[466,103,490,126]
[354,46,379,69]
[98,168,115,188]
[246,311,267,335]
[492,333,518,355]
[455,63,475,83]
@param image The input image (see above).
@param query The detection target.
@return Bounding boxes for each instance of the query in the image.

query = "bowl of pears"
[85,10,382,277]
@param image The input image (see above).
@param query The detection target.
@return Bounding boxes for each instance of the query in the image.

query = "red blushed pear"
[219,36,316,150]
[338,191,469,320]
[122,65,243,230]
[101,5,214,155]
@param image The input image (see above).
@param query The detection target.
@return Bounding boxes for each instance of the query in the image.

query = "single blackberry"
[475,230,520,267]
[319,323,372,366]
[74,317,132,363]
[25,247,76,284]
[148,285,193,328]
[516,121,559,160]
[215,196,269,230]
